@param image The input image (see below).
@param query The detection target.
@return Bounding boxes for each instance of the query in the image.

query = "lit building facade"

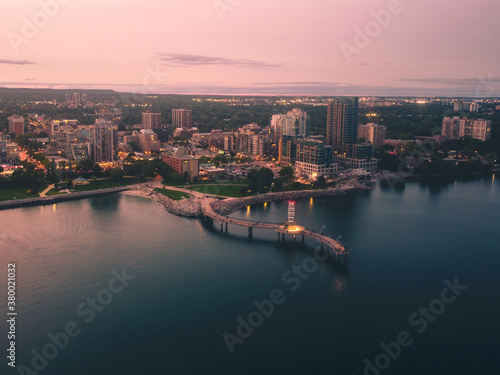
[442,117,492,141]
[162,148,199,181]
[89,118,114,162]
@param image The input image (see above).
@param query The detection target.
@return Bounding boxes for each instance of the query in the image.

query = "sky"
[1,0,499,96]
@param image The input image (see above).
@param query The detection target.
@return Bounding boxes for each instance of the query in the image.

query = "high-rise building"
[454,101,467,112]
[462,119,491,141]
[326,97,359,151]
[278,136,337,179]
[8,115,25,136]
[469,102,480,112]
[442,117,491,141]
[89,118,114,162]
[358,123,387,146]
[172,109,193,128]
[271,108,310,140]
[442,117,461,139]
[142,111,162,129]
[287,108,310,137]
[237,124,264,157]
[326,98,376,169]
[74,92,81,107]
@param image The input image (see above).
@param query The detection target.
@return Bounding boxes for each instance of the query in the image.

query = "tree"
[316,175,327,189]
[199,156,211,164]
[212,154,228,167]
[279,166,294,179]
[110,167,125,182]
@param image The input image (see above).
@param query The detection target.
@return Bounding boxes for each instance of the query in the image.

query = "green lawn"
[73,177,139,192]
[281,183,316,192]
[185,184,252,198]
[45,188,68,196]
[154,188,192,200]
[164,179,250,187]
[0,188,40,202]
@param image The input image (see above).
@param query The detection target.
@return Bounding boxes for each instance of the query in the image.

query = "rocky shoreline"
[144,180,374,218]
[152,191,204,217]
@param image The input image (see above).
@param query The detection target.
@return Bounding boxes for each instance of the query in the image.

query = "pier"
[201,198,349,258]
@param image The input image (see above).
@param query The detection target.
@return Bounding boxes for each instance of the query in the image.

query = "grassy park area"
[73,177,139,192]
[154,188,192,200]
[0,188,40,202]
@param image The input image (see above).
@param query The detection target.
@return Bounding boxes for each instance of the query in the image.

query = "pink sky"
[1,0,499,96]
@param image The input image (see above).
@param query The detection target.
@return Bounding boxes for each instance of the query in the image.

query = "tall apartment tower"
[172,109,192,128]
[358,123,387,146]
[287,108,310,137]
[89,118,114,162]
[326,97,359,151]
[142,111,162,129]
[8,115,25,136]
[74,92,81,107]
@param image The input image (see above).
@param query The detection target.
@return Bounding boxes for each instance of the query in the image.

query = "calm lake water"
[1,175,499,375]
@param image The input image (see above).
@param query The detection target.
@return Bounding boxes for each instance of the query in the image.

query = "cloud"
[354,62,369,66]
[157,53,281,68]
[385,61,396,64]
[0,59,37,65]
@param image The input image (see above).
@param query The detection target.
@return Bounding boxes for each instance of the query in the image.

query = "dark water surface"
[1,175,499,375]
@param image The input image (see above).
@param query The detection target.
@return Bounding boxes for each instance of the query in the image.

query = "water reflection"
[89,194,121,211]
[379,179,406,192]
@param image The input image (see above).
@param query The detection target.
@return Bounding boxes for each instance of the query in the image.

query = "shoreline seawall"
[152,180,374,218]
[0,187,130,210]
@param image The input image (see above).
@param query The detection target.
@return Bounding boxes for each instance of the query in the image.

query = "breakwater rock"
[153,192,203,217]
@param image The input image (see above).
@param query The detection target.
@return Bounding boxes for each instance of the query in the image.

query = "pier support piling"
[301,234,305,244]
[225,222,228,233]
[248,226,253,238]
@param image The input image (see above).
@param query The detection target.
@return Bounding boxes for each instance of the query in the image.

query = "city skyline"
[1,0,500,96]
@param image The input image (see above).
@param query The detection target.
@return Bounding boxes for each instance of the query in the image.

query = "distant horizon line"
[0,85,499,99]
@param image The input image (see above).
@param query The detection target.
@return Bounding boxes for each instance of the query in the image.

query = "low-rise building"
[162,147,200,181]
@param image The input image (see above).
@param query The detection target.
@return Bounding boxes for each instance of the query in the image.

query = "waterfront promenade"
[0,187,130,210]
